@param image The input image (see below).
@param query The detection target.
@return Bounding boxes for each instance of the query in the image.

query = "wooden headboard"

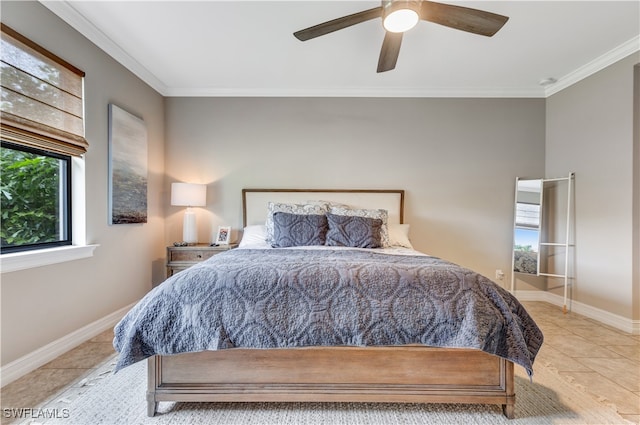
[242,189,404,228]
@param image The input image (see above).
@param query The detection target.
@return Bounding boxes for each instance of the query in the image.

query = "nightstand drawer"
[165,244,237,280]
[169,249,217,262]
[167,266,190,276]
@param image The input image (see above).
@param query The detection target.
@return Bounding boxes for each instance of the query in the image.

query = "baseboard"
[0,302,135,388]
[515,290,640,335]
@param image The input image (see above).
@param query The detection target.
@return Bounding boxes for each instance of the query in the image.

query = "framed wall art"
[108,104,148,224]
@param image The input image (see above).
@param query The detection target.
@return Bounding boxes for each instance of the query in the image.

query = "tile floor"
[523,301,640,424]
[1,330,116,425]
[1,301,639,424]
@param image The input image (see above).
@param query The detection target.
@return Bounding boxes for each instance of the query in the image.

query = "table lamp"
[171,182,206,244]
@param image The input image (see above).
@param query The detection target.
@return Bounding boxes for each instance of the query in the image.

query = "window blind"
[515,202,540,229]
[0,24,88,156]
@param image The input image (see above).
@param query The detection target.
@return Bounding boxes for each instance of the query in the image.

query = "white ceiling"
[41,1,640,98]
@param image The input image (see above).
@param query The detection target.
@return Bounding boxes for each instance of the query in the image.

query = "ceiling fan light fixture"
[293,1,510,73]
[384,9,419,33]
[383,1,420,33]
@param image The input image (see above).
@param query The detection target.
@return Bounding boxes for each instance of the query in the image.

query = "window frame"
[1,141,73,254]
[0,156,97,274]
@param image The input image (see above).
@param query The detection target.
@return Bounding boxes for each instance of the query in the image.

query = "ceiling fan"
[293,0,509,73]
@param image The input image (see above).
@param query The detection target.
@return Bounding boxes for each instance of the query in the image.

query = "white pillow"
[388,223,413,249]
[238,225,271,248]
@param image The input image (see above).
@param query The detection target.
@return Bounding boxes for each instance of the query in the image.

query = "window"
[0,24,87,255]
[1,142,71,252]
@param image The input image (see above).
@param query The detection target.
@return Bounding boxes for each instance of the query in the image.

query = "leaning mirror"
[512,178,542,275]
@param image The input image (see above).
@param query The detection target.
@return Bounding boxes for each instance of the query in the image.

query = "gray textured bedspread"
[113,249,543,375]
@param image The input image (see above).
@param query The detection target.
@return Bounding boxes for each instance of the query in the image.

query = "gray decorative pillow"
[325,213,382,248]
[265,202,330,244]
[330,206,389,247]
[272,212,328,248]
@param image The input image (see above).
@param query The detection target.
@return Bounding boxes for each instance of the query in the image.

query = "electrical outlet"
[495,269,504,281]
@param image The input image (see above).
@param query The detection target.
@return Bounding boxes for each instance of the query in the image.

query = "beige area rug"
[16,355,631,425]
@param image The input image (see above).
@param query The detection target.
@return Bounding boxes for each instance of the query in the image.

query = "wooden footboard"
[147,346,515,419]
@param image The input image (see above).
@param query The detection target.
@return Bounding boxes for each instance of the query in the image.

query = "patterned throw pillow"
[272,212,328,248]
[329,206,389,247]
[265,202,330,244]
[325,213,382,248]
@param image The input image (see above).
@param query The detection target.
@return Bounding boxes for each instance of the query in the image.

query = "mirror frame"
[511,178,543,276]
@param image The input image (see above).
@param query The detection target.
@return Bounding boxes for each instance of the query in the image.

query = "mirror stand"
[510,173,575,313]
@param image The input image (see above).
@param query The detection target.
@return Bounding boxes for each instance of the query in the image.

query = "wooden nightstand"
[166,244,237,277]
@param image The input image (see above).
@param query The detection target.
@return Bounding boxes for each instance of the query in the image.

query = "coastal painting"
[108,104,148,224]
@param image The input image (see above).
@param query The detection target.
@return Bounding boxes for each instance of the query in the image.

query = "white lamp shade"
[171,183,206,207]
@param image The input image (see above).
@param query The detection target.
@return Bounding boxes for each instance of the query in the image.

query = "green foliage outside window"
[1,144,65,248]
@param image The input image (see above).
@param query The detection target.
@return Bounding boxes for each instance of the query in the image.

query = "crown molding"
[545,35,640,97]
[164,86,547,98]
[40,0,169,96]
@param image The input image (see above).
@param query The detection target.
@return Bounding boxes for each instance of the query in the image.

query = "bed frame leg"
[147,356,158,416]
[146,393,158,417]
[502,403,515,419]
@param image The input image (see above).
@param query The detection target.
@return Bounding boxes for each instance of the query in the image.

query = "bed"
[113,189,543,419]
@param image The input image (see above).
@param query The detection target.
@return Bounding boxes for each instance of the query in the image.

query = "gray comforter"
[113,248,543,376]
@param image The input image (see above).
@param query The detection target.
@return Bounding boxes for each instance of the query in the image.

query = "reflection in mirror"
[513,179,542,275]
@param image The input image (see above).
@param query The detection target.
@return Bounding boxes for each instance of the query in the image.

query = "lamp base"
[182,208,198,244]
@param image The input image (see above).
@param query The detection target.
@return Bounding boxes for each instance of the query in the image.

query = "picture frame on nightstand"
[214,226,231,245]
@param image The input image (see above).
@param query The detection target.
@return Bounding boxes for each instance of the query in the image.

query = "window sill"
[1,244,99,274]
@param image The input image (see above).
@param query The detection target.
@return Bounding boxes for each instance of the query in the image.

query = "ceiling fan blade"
[420,1,509,37]
[377,31,403,73]
[294,7,382,41]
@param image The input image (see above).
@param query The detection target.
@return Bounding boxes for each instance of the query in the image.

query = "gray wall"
[164,97,545,281]
[546,53,640,319]
[1,2,166,365]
